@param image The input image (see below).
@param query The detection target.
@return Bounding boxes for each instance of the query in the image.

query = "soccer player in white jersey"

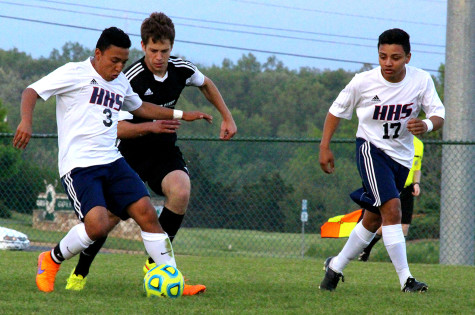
[318,28,445,292]
[12,27,212,293]
[65,12,236,295]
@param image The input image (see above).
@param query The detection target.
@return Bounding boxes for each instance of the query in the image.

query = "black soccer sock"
[148,207,184,264]
[74,236,108,278]
[363,234,382,254]
[159,207,185,243]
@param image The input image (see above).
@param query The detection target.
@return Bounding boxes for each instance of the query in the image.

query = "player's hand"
[182,111,213,123]
[407,118,427,135]
[12,120,32,150]
[412,183,421,196]
[319,147,335,174]
[220,118,237,140]
[149,120,181,134]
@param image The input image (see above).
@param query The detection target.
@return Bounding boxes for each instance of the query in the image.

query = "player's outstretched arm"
[319,113,341,174]
[407,116,444,135]
[13,88,39,150]
[131,102,213,123]
[199,77,236,140]
[182,111,213,123]
[117,120,181,139]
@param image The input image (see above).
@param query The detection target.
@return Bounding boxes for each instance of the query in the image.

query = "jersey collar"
[153,72,168,82]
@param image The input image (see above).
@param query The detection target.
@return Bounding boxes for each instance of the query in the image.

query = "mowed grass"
[1,212,441,263]
[0,251,473,314]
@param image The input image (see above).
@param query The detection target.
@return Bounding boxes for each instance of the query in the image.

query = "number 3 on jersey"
[103,109,112,127]
[383,122,401,139]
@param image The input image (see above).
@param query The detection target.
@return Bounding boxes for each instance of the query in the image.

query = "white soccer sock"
[382,224,412,288]
[141,231,177,268]
[57,223,94,262]
[330,222,376,273]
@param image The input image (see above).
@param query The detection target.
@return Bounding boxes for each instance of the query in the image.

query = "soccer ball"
[143,264,184,298]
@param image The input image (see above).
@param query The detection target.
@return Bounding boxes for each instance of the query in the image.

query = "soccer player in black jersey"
[66,12,237,295]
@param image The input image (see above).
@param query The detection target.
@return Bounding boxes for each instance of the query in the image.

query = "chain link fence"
[0,134,473,265]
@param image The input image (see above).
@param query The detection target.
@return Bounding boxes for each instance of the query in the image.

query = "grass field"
[0,251,473,314]
[1,211,441,263]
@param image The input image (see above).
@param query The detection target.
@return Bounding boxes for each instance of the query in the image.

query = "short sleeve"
[118,110,134,121]
[421,74,445,119]
[121,81,142,112]
[186,67,205,87]
[28,63,80,101]
[328,75,361,120]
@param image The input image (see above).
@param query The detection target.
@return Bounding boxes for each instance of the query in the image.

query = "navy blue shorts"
[350,138,409,214]
[61,158,150,221]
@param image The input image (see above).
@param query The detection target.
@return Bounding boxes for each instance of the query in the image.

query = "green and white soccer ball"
[143,264,184,298]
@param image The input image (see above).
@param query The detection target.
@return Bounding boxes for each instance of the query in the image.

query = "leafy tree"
[0,99,10,134]
[128,48,144,65]
[50,42,93,63]
[0,45,445,236]
[235,172,294,232]
[433,64,444,103]
[0,101,53,215]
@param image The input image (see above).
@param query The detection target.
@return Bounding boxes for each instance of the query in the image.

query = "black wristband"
[413,182,420,185]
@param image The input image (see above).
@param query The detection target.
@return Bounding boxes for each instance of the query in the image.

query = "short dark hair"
[378,28,411,55]
[96,27,131,52]
[141,12,175,46]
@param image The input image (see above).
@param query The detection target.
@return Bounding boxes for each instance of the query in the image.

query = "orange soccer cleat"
[182,279,206,296]
[36,251,61,292]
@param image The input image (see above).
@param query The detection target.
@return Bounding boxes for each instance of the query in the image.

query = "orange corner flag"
[320,209,363,238]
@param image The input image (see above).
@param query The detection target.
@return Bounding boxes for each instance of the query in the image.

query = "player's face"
[378,44,411,83]
[142,38,172,76]
[93,45,129,81]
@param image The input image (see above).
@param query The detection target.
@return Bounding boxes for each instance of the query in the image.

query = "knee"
[134,198,157,220]
[168,185,190,203]
[85,221,110,240]
[363,216,382,232]
[387,207,401,222]
[131,198,154,217]
[380,199,402,225]
[84,208,116,240]
[165,187,190,215]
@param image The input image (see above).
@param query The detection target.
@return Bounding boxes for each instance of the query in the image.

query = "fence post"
[440,0,475,265]
[300,199,308,258]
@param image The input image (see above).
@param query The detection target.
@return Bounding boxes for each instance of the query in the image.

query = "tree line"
[0,43,445,236]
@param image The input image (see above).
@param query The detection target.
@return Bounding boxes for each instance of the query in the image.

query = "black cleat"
[319,256,344,291]
[401,277,428,293]
[358,251,370,262]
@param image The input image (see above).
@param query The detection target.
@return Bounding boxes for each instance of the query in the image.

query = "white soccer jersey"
[29,58,143,177]
[329,66,445,168]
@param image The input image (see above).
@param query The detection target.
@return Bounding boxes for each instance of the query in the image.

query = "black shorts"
[125,145,189,196]
[400,185,414,224]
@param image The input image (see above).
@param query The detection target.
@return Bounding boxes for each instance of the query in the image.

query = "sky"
[0,0,447,74]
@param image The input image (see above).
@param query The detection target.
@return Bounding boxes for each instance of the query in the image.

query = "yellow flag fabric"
[405,137,424,187]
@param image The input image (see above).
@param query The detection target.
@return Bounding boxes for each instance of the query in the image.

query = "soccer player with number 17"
[318,28,445,292]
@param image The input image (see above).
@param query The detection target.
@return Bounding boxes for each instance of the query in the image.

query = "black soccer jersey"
[118,56,204,162]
